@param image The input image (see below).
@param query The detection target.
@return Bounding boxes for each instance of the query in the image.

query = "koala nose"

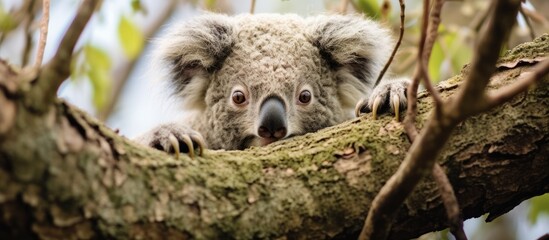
[258,96,287,140]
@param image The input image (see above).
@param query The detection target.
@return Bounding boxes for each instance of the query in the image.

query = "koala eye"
[298,90,312,104]
[232,90,247,105]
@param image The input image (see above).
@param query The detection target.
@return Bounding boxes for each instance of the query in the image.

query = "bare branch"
[374,0,405,87]
[35,0,50,67]
[433,164,467,240]
[419,0,443,106]
[520,6,549,26]
[403,68,420,141]
[22,0,38,67]
[31,0,99,112]
[449,0,521,119]
[403,0,430,142]
[360,1,521,239]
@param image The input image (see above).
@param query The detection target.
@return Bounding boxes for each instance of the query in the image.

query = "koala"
[135,13,409,157]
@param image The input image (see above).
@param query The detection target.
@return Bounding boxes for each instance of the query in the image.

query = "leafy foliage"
[118,15,144,59]
[529,193,549,224]
[70,44,112,110]
[354,0,381,20]
[0,4,17,33]
[85,45,112,109]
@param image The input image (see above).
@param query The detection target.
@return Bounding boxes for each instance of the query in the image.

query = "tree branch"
[449,0,521,118]
[34,0,50,67]
[361,1,522,239]
[31,0,99,112]
[485,58,549,109]
[1,35,548,239]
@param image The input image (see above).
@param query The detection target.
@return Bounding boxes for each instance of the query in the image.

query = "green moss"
[498,33,548,64]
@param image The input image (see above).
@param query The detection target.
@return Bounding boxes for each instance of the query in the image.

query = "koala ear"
[306,15,393,110]
[155,13,235,110]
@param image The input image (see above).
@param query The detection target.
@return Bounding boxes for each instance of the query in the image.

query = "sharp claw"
[192,134,207,156]
[168,134,180,159]
[180,134,195,159]
[393,94,400,121]
[355,98,365,117]
[372,96,382,120]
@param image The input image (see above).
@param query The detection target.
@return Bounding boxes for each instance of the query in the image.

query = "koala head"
[155,13,393,150]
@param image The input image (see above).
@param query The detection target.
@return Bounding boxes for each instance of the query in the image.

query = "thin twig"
[250,0,256,14]
[419,0,443,106]
[449,0,521,119]
[403,66,420,142]
[35,0,50,67]
[32,0,100,112]
[403,0,430,142]
[359,1,521,239]
[412,2,465,238]
[520,7,549,26]
[519,6,536,40]
[374,0,405,87]
[22,0,38,66]
[433,164,467,240]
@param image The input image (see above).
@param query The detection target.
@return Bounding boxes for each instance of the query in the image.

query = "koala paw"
[355,78,409,121]
[134,123,206,159]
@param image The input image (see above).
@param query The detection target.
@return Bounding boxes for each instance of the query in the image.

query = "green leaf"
[87,68,111,110]
[428,40,444,83]
[354,0,381,20]
[131,0,142,12]
[0,4,17,32]
[84,45,111,70]
[529,193,549,224]
[83,44,112,109]
[118,16,144,59]
[441,30,471,76]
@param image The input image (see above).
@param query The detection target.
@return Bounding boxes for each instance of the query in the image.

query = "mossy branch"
[0,35,548,239]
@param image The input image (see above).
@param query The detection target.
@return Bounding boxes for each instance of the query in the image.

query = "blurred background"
[0,0,547,239]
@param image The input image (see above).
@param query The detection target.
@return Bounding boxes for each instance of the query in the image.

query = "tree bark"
[0,36,548,240]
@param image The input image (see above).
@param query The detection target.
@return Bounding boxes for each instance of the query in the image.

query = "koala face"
[155,14,393,150]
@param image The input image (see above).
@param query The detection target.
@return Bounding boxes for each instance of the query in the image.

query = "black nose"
[258,96,287,140]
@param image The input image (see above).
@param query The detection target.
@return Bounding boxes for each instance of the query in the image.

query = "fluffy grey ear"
[155,13,235,110]
[306,15,393,110]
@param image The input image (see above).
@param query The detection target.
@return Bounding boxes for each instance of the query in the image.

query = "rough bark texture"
[0,36,548,240]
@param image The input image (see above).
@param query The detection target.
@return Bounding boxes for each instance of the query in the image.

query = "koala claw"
[355,78,409,121]
[168,132,205,159]
[135,124,206,159]
[372,96,382,120]
[392,94,400,121]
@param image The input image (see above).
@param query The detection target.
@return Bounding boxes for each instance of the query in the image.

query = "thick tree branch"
[1,35,548,239]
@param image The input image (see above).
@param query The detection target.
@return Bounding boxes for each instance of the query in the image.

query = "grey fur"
[135,13,409,152]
